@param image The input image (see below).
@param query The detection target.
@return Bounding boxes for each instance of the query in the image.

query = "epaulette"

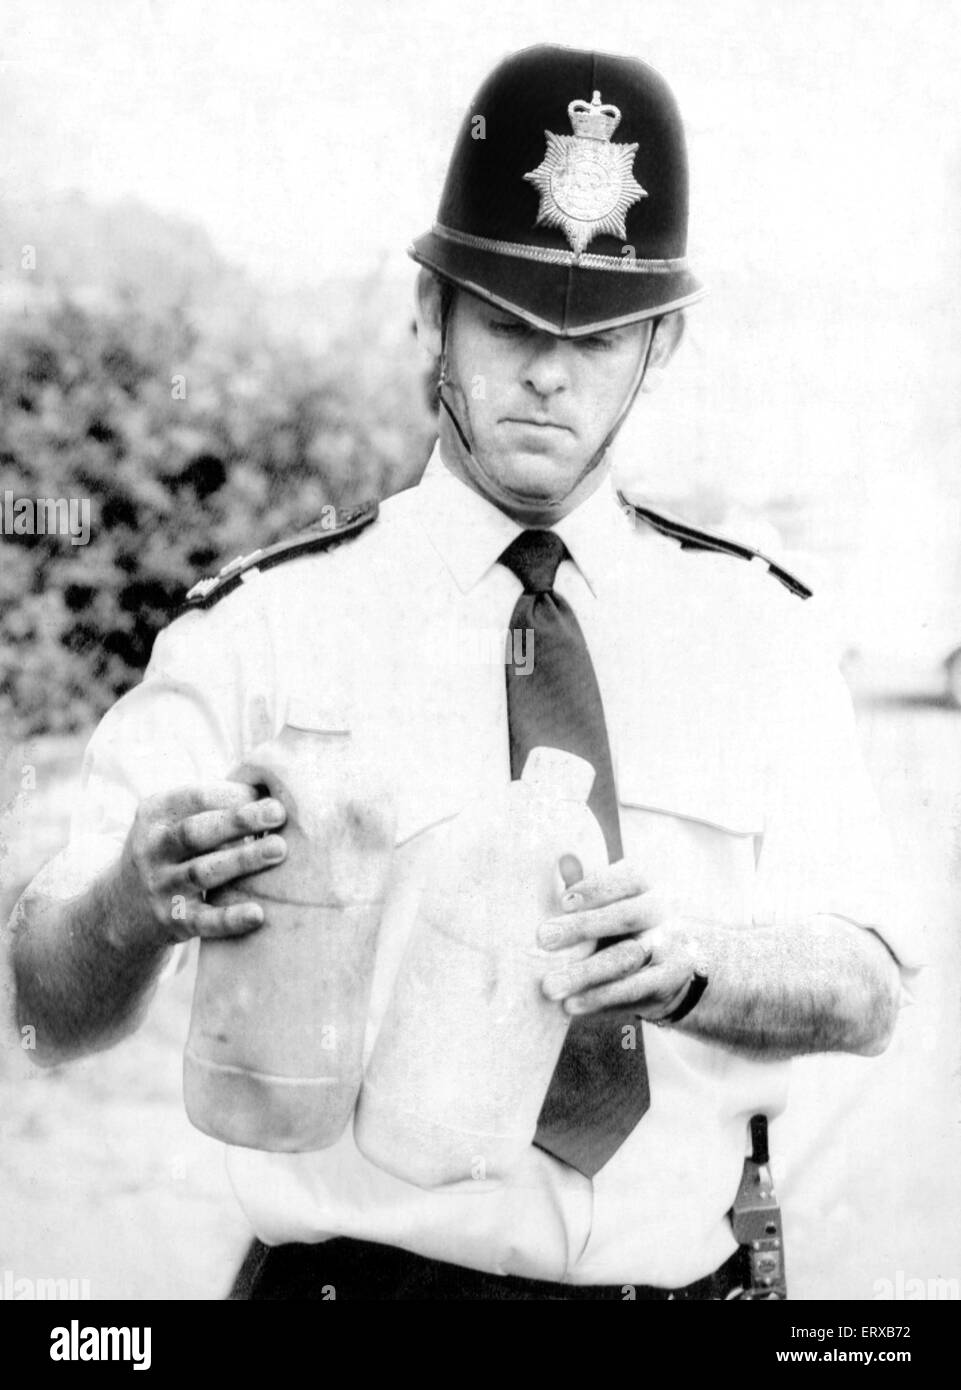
[619,495,812,600]
[180,500,379,612]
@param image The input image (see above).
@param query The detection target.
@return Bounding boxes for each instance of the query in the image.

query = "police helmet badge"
[524,91,646,255]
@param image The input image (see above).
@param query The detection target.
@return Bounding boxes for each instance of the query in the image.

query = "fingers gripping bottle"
[184,724,396,1151]
[354,747,607,1186]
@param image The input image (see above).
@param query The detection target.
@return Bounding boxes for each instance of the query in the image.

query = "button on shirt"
[56,446,918,1288]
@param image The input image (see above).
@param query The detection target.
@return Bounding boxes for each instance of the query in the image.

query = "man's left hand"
[539,857,713,1021]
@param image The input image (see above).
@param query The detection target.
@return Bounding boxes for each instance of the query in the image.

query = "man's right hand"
[117,783,288,947]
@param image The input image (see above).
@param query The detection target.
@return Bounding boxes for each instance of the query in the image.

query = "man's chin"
[494,475,570,515]
[501,470,560,498]
[489,455,575,505]
[455,439,601,520]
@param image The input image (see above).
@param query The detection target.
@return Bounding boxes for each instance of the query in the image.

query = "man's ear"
[414,268,445,360]
[641,310,684,393]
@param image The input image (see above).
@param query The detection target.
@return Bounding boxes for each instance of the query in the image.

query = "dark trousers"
[229,1236,747,1301]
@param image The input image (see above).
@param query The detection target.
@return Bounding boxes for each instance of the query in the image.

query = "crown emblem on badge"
[568,93,622,140]
[524,90,647,255]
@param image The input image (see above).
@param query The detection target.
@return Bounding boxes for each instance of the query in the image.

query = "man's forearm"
[10,857,168,1065]
[675,915,901,1059]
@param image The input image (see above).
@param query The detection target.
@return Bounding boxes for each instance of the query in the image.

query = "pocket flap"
[616,748,763,836]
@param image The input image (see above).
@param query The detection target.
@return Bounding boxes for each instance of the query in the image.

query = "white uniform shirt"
[57,447,917,1288]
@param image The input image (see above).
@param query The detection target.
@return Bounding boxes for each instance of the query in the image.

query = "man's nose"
[523,340,571,396]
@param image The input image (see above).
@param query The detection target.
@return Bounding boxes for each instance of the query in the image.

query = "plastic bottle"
[183,724,395,1151]
[354,746,607,1187]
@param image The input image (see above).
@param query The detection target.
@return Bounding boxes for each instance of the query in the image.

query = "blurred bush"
[0,197,434,738]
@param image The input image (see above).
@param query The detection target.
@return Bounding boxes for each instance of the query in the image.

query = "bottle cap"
[520,747,596,801]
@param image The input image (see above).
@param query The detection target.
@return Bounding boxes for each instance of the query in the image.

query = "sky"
[2,0,960,648]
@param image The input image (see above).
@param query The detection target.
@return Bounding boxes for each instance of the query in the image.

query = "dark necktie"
[500,529,650,1177]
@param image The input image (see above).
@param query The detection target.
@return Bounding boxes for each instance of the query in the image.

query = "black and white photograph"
[0,0,958,1348]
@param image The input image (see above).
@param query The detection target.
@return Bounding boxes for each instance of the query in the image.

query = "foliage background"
[0,197,435,737]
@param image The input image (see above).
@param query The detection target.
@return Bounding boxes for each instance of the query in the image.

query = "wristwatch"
[653,969,709,1026]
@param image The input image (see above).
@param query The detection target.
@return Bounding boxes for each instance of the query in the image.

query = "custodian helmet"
[410,44,704,337]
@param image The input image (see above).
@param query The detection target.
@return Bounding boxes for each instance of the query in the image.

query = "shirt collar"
[417,442,632,597]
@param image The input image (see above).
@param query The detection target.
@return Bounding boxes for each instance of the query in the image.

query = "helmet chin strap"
[435,311,662,492]
[436,304,476,459]
[437,379,474,457]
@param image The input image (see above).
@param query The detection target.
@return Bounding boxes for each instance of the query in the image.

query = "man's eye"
[488,318,526,336]
[579,335,615,351]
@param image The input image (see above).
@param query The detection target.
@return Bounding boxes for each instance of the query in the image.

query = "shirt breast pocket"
[616,757,763,925]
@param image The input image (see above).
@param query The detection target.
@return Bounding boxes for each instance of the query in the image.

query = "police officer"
[10,45,915,1300]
